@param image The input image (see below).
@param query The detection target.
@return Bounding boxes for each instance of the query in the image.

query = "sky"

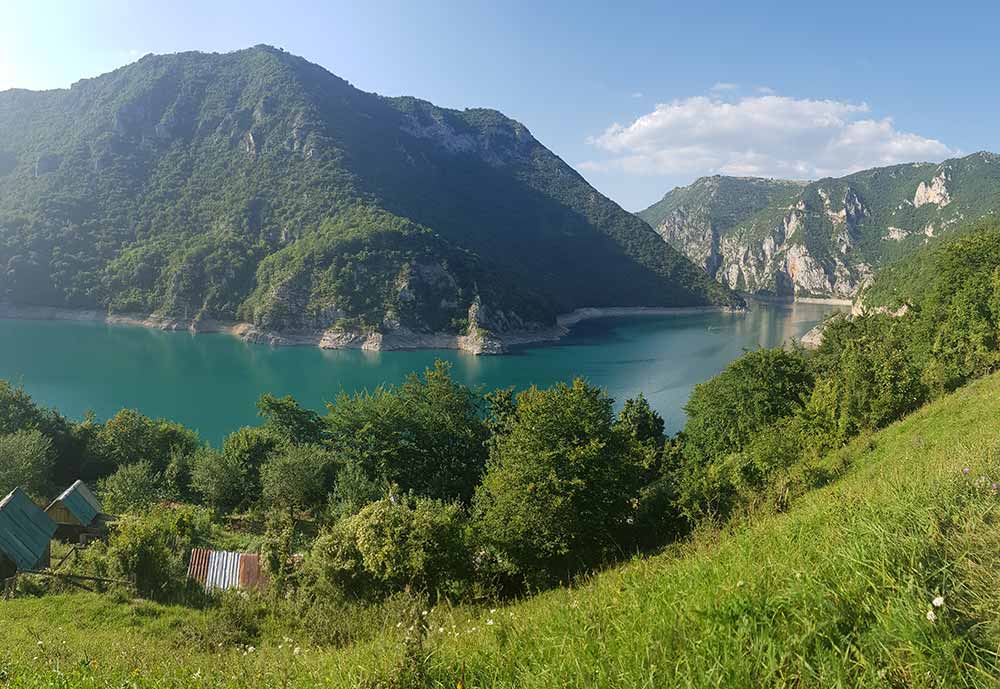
[1,0,997,211]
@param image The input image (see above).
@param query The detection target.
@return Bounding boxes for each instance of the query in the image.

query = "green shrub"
[104,505,215,600]
[190,447,252,515]
[308,495,470,599]
[94,409,200,473]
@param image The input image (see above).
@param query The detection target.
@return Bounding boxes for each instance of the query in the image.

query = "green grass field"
[4,373,1000,688]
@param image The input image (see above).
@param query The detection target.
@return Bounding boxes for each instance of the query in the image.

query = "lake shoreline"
[0,303,740,355]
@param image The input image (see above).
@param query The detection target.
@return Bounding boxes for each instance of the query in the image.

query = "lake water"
[0,302,843,445]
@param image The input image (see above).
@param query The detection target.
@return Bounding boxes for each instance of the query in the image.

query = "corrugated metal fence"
[187,548,268,593]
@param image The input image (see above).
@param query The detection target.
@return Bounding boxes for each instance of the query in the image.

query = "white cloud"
[756,86,776,95]
[580,94,957,180]
[710,82,738,92]
[630,91,644,99]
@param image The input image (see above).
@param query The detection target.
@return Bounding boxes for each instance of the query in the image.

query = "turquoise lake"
[0,302,843,445]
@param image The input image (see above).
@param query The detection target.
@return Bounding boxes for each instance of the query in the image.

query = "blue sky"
[1,0,996,210]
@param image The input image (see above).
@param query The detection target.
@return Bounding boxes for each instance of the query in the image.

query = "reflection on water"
[0,301,845,444]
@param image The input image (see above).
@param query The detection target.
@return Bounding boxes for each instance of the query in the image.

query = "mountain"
[638,153,1000,300]
[0,46,737,353]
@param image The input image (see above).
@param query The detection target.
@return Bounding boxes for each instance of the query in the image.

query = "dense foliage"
[0,46,736,340]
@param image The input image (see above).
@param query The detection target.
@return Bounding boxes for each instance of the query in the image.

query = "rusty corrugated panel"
[188,548,268,593]
[187,547,210,588]
[238,553,268,591]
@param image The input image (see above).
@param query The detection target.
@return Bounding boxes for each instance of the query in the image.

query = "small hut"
[0,487,57,578]
[45,480,106,543]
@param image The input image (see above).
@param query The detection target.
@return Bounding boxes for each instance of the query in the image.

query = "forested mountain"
[639,153,1000,300]
[0,46,737,351]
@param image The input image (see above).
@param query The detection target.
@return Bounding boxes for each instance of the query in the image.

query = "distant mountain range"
[638,153,1000,301]
[0,45,737,353]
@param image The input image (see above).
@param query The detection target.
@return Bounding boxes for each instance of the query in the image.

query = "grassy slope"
[5,373,1000,687]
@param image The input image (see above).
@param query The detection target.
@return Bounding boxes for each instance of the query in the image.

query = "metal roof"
[46,480,102,526]
[0,487,57,571]
[187,548,268,593]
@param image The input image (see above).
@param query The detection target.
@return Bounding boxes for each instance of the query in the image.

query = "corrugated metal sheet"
[188,548,268,593]
[238,553,266,591]
[187,547,210,584]
[45,480,101,527]
[0,488,57,571]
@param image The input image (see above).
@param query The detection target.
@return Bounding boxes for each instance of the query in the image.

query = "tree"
[94,409,200,473]
[190,426,281,513]
[0,380,87,485]
[261,444,332,516]
[190,448,249,515]
[615,393,665,449]
[0,430,54,498]
[683,348,813,464]
[257,394,327,445]
[472,379,643,587]
[675,348,813,521]
[326,361,488,503]
[98,460,164,514]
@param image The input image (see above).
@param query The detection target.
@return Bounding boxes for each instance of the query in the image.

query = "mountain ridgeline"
[0,46,737,353]
[639,153,1000,300]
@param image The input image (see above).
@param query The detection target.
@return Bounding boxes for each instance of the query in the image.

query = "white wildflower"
[487,618,494,626]
[926,610,937,622]
[932,596,944,608]
[293,647,301,656]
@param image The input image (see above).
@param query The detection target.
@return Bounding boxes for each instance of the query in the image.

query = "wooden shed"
[45,480,106,543]
[0,487,57,578]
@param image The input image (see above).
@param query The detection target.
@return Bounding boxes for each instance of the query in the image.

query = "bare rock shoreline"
[0,303,741,355]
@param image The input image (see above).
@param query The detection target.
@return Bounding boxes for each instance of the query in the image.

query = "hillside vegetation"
[3,363,1000,687]
[3,198,1000,687]
[0,46,735,347]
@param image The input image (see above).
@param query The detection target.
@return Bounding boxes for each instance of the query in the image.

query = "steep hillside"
[5,369,1000,687]
[639,153,1000,300]
[859,216,1000,312]
[0,46,736,352]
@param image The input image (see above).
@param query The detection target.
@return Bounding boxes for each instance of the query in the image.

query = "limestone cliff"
[639,153,1000,301]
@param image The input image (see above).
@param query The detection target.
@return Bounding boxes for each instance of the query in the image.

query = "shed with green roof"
[0,487,56,578]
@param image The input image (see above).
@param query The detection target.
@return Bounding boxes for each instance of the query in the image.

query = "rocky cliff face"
[639,153,1000,301]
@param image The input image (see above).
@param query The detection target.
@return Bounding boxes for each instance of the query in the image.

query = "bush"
[472,379,643,587]
[104,505,215,600]
[308,495,470,599]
